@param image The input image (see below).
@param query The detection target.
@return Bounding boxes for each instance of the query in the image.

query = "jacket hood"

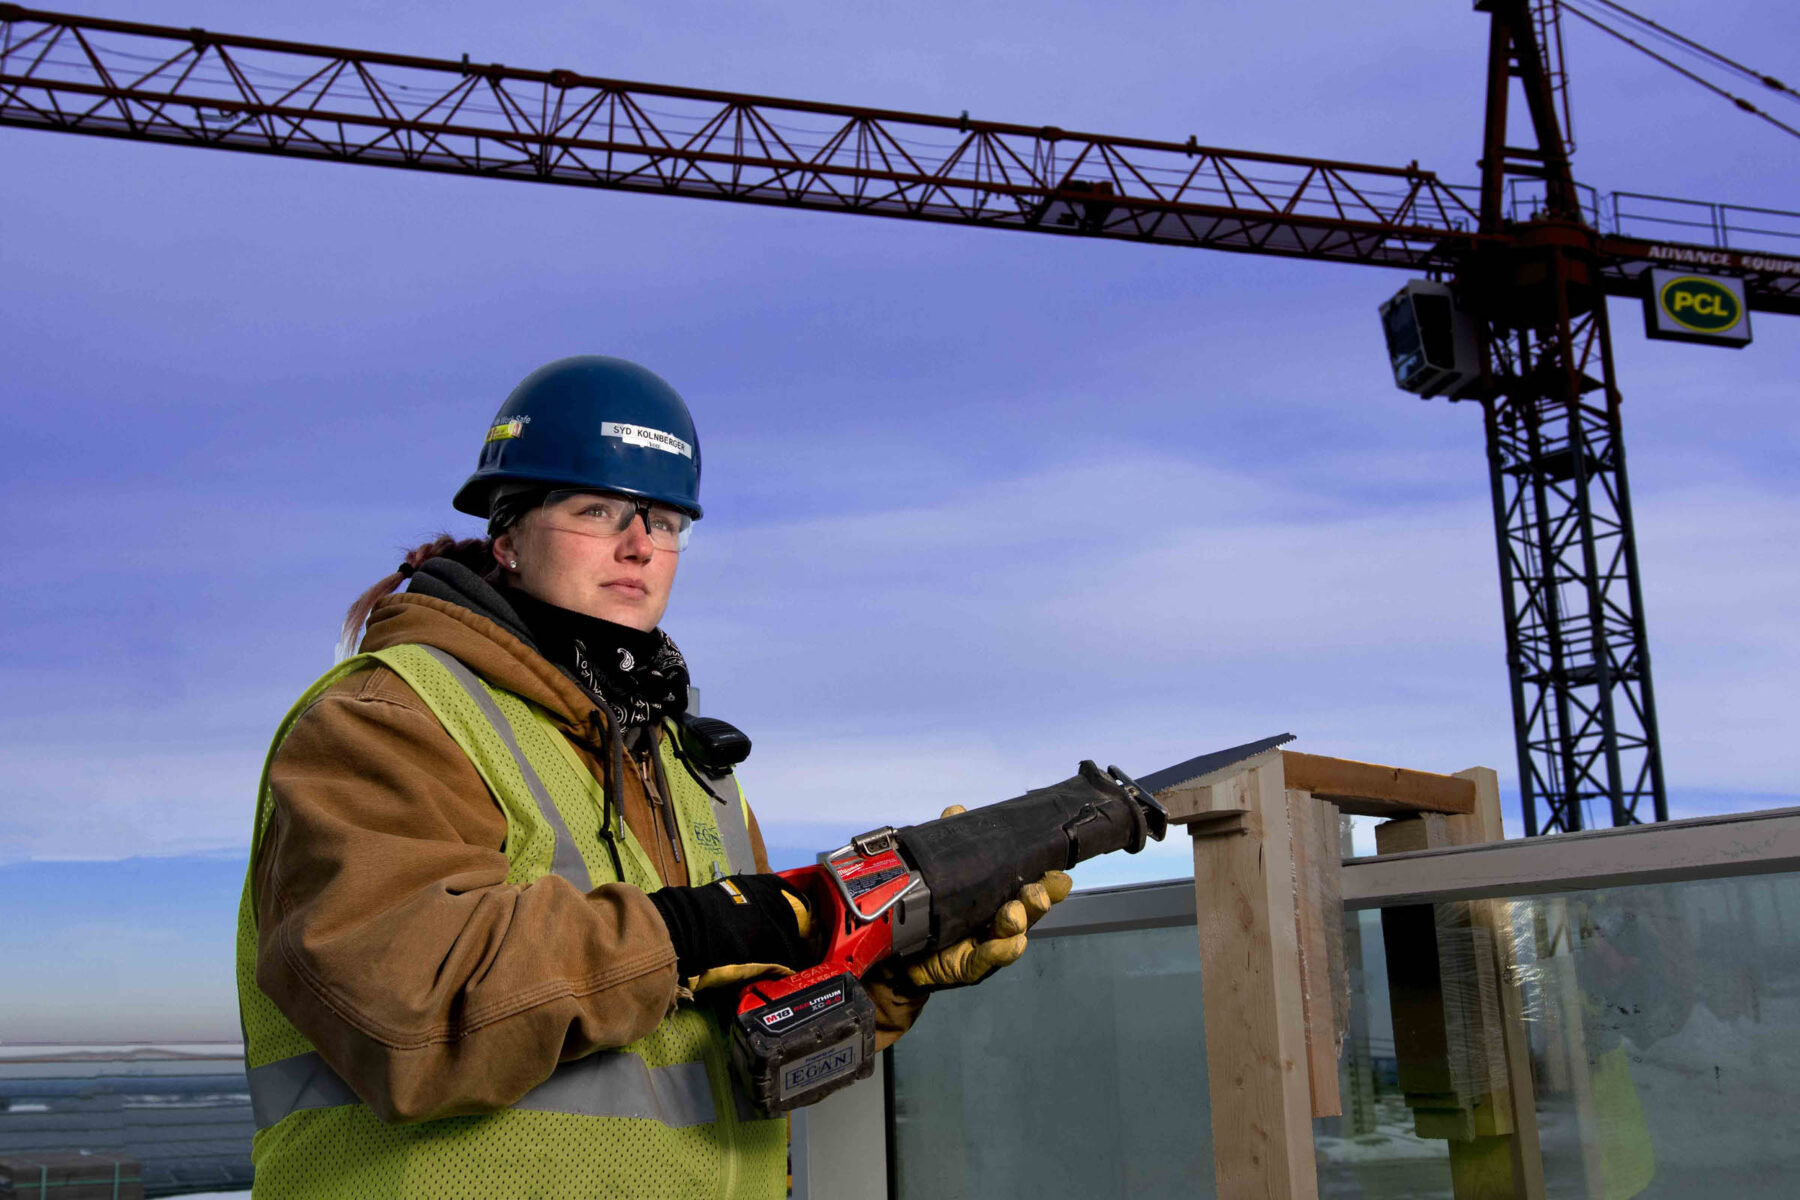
[360,557,603,733]
[404,557,534,645]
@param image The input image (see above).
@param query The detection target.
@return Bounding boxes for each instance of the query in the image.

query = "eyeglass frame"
[535,488,694,552]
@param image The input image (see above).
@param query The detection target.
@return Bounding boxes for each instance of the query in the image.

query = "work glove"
[899,804,1074,990]
[646,874,815,992]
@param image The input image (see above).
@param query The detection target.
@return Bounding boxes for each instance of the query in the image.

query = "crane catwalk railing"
[0,8,1499,269]
[0,7,1484,267]
[6,7,1797,312]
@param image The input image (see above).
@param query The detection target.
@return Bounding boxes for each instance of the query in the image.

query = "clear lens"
[538,489,692,552]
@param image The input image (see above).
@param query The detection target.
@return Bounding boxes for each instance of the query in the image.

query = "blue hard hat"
[453,356,704,519]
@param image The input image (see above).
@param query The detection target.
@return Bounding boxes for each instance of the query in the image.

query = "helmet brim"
[454,468,704,521]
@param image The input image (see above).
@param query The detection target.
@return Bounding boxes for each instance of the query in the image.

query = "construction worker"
[233,355,1070,1199]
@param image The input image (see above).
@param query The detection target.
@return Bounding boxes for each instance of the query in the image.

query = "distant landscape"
[0,1042,252,1197]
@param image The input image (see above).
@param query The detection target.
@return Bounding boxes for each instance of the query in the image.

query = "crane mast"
[5,3,1794,833]
[1467,0,1665,832]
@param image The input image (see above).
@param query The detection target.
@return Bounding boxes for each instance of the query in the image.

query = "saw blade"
[1134,733,1295,795]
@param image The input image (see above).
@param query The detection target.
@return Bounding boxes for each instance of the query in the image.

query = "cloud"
[7,442,1794,864]
[0,738,263,865]
[5,442,1792,865]
[4,0,1796,873]
[692,452,1800,848]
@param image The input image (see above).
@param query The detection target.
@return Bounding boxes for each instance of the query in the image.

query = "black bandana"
[504,587,690,729]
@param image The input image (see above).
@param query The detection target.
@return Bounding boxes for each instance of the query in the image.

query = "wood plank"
[1315,801,1350,1053]
[1376,815,1512,1142]
[1193,760,1319,1200]
[1287,789,1342,1118]
[1371,812,1446,855]
[1336,810,1379,1137]
[1281,750,1474,817]
[1157,750,1273,823]
[1457,767,1546,1200]
[1432,806,1514,1140]
[1376,777,1549,1200]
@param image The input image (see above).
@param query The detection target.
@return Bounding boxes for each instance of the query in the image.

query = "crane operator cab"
[1380,279,1480,399]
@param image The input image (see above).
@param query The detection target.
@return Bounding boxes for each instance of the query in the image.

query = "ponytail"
[338,534,494,657]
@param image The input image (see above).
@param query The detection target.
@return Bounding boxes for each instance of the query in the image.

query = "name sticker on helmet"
[603,421,693,458]
[485,419,527,442]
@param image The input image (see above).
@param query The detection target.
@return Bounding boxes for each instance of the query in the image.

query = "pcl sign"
[1643,268,1752,348]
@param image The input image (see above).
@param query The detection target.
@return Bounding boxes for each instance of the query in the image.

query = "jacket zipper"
[648,730,697,875]
[588,710,627,883]
[637,745,684,869]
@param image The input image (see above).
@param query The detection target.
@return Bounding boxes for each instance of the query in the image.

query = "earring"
[509,559,519,569]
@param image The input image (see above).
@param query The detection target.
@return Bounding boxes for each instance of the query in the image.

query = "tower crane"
[4,1,1795,835]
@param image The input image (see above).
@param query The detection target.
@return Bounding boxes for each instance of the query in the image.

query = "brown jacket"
[254,576,921,1124]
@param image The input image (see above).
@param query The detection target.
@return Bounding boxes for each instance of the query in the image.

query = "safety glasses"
[536,489,693,552]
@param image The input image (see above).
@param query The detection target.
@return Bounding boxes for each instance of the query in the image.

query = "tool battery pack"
[730,971,877,1113]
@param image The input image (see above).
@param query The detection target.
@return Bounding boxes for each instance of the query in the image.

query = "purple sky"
[3,0,1797,1041]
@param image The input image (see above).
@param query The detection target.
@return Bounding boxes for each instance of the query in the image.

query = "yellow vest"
[235,643,786,1199]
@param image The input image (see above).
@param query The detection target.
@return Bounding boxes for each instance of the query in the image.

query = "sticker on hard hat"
[485,419,527,442]
[603,421,693,458]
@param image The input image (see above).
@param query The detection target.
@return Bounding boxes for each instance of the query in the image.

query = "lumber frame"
[1288,789,1344,1119]
[1190,756,1319,1200]
[1164,744,1530,1199]
[1374,769,1545,1200]
[1281,750,1475,817]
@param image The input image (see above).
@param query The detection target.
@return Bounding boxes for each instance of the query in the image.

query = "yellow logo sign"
[1658,275,1742,334]
[485,419,525,443]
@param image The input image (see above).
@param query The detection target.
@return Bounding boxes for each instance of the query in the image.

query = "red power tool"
[729,761,1167,1112]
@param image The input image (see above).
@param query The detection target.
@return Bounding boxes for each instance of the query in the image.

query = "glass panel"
[890,924,1213,1200]
[887,869,1800,1200]
[1332,871,1800,1199]
[1317,913,1454,1194]
[1525,875,1800,1198]
[1316,907,1455,1197]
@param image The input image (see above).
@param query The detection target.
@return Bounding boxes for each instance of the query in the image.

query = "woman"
[234,356,1063,1200]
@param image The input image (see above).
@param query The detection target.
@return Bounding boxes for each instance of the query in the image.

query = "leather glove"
[900,804,1074,989]
[646,874,815,991]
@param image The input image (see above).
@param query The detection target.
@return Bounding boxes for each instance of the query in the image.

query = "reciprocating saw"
[730,761,1167,1113]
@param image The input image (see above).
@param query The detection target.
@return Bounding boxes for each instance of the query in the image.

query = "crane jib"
[5,2,1796,833]
[0,7,1794,314]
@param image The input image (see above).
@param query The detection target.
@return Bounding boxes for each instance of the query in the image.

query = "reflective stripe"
[248,1050,716,1131]
[415,645,593,893]
[713,776,756,875]
[669,723,755,875]
[515,1054,715,1128]
[248,1051,359,1129]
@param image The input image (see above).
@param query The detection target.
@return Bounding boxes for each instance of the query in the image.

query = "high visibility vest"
[234,643,786,1199]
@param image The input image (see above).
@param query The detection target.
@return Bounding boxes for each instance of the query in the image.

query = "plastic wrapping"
[1431,897,1514,1102]
[1373,873,1548,1140]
